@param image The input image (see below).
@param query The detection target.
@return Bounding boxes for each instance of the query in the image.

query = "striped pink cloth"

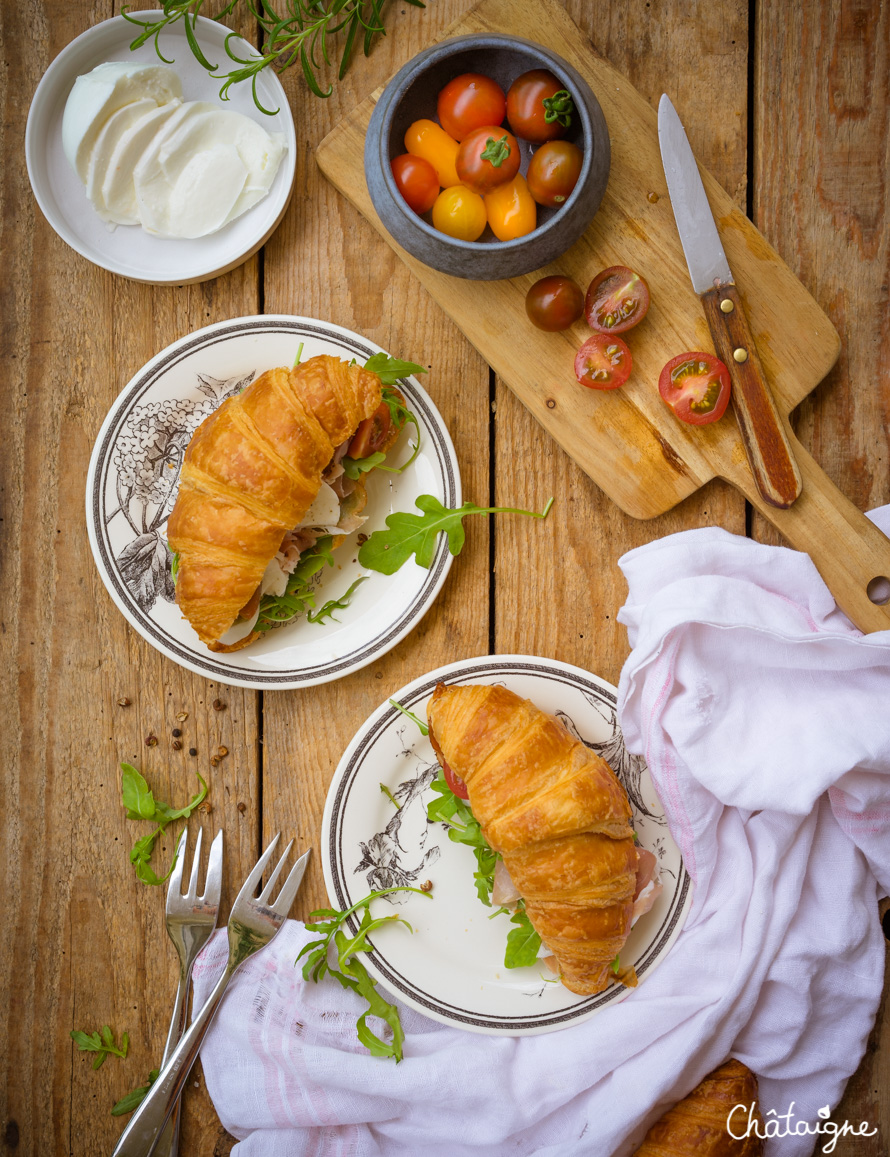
[192,508,890,1157]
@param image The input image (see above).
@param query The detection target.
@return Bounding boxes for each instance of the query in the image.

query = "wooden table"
[2,1,887,1152]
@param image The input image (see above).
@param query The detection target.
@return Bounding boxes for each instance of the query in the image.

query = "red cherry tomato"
[456,125,521,194]
[348,400,395,458]
[658,352,731,425]
[443,761,469,800]
[506,69,575,142]
[527,140,583,207]
[526,276,584,331]
[437,73,506,141]
[391,153,439,215]
[574,334,632,390]
[585,266,651,334]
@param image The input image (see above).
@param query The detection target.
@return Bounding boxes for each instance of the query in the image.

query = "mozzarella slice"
[101,102,182,225]
[85,98,158,218]
[295,482,341,530]
[62,62,182,183]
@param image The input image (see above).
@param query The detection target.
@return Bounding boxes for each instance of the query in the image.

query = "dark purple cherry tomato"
[526,276,584,331]
[527,141,583,207]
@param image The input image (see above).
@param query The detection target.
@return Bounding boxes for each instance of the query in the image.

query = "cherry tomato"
[456,125,521,195]
[574,334,632,390]
[527,140,583,207]
[405,119,460,189]
[658,352,731,425]
[348,400,395,458]
[444,761,470,800]
[432,185,487,241]
[484,174,536,241]
[585,266,651,334]
[506,69,575,142]
[525,276,584,331]
[391,153,439,215]
[437,72,506,141]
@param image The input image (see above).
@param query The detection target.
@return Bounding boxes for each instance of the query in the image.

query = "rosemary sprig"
[122,0,426,114]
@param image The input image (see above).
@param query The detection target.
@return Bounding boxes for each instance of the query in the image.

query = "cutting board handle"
[734,434,890,633]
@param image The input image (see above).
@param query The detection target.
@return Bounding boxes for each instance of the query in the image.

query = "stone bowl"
[364,34,611,281]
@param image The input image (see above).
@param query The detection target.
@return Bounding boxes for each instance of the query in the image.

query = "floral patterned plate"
[85,316,460,688]
[322,655,692,1036]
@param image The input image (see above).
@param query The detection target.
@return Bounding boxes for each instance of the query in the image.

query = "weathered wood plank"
[754,1,890,1147]
[495,0,748,682]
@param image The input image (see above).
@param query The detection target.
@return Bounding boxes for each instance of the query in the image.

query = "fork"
[154,828,223,1157]
[111,834,311,1157]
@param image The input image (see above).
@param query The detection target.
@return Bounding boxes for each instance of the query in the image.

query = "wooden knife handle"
[702,284,803,509]
[731,430,890,634]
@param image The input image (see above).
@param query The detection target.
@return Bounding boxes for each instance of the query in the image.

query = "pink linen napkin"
[191,509,890,1156]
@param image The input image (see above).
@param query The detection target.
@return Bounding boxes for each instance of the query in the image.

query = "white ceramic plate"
[322,655,693,1036]
[85,316,460,688]
[25,12,296,284]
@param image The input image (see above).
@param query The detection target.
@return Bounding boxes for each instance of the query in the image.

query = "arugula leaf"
[388,698,429,736]
[611,953,621,975]
[70,1026,129,1071]
[426,769,500,906]
[296,886,430,1061]
[379,783,401,809]
[306,577,367,624]
[359,495,554,575]
[120,767,208,886]
[363,353,426,386]
[256,536,336,631]
[504,903,542,969]
[170,551,180,583]
[342,451,386,480]
[111,1069,159,1116]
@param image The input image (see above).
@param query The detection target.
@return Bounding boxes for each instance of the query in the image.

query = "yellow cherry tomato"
[405,119,460,189]
[432,185,487,241]
[483,174,537,241]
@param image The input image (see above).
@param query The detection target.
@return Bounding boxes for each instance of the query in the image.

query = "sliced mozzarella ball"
[260,555,289,599]
[62,62,182,182]
[101,102,182,225]
[295,482,341,531]
[85,98,159,218]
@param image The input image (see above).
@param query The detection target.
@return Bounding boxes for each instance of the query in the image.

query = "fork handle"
[151,963,191,1157]
[110,966,233,1157]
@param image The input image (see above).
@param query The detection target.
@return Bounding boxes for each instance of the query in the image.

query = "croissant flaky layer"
[427,682,637,995]
[633,1060,764,1156]
[167,355,382,647]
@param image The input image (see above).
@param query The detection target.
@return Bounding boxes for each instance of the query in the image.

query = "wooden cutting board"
[316,0,890,633]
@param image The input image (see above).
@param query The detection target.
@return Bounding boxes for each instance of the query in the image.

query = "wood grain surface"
[0,1,887,1155]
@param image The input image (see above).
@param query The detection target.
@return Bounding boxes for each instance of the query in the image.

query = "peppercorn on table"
[1,0,888,1153]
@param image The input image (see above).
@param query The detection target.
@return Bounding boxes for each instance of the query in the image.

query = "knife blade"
[658,94,802,509]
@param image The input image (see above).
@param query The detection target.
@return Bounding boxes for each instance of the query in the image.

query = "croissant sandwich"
[167,354,406,651]
[427,683,661,995]
[633,1059,764,1155]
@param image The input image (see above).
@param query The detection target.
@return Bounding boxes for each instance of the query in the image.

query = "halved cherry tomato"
[484,173,536,241]
[443,761,469,800]
[525,275,583,330]
[432,185,487,241]
[658,352,731,425]
[348,400,394,458]
[574,334,632,390]
[456,125,521,195]
[437,73,506,141]
[391,153,439,215]
[506,69,574,142]
[405,119,460,189]
[585,266,651,334]
[527,140,583,207]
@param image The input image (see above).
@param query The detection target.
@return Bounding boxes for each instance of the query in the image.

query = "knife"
[658,94,802,509]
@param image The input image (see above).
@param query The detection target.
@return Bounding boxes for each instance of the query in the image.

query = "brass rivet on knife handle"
[702,284,803,509]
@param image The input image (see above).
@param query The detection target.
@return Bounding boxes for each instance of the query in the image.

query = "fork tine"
[233,832,281,904]
[185,826,204,897]
[201,829,224,904]
[270,849,312,917]
[166,830,189,910]
[257,840,294,904]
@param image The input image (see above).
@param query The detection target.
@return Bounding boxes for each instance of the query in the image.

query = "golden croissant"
[167,354,391,651]
[426,682,641,995]
[633,1059,764,1156]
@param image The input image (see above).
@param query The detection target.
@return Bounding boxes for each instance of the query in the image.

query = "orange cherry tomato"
[484,174,537,241]
[432,185,487,241]
[527,141,583,207]
[437,73,506,141]
[405,119,460,189]
[391,154,439,215]
[456,125,521,194]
